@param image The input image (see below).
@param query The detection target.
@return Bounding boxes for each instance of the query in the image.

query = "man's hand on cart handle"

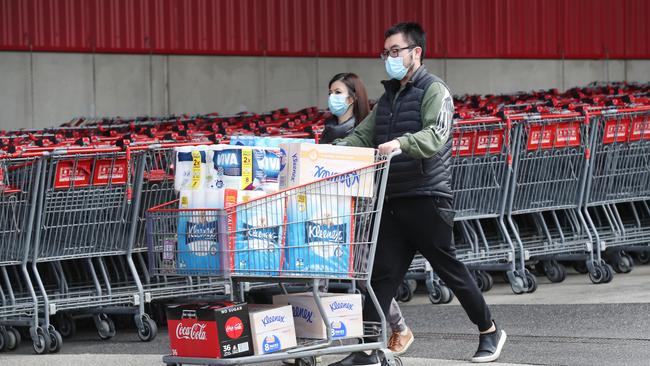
[378,139,401,155]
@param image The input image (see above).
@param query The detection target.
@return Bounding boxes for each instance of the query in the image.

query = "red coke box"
[166,302,254,359]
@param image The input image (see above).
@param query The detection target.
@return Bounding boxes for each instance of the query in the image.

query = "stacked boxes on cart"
[168,139,375,278]
[165,293,365,358]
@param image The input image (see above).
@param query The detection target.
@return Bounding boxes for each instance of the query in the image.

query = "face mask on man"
[328,94,351,117]
[385,49,414,80]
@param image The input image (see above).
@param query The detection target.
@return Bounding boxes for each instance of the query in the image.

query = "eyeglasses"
[380,46,415,60]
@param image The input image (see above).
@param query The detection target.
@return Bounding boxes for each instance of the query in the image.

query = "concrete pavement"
[0,265,648,365]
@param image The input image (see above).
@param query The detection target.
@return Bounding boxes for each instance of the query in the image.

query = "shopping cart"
[0,154,44,352]
[450,116,515,291]
[504,112,594,291]
[581,107,650,279]
[26,147,160,351]
[146,150,400,366]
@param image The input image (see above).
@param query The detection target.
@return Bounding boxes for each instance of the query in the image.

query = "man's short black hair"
[384,22,426,61]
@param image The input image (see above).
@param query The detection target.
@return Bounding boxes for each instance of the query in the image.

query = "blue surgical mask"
[385,50,413,80]
[328,94,351,117]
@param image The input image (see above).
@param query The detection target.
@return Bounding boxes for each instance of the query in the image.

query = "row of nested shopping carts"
[404,82,650,304]
[0,109,323,353]
[1,82,650,354]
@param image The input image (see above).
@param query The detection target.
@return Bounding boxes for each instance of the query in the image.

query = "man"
[328,22,506,366]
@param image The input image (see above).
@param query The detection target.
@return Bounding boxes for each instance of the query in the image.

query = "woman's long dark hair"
[328,73,370,126]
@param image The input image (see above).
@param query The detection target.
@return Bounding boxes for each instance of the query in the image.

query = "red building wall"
[1,0,648,58]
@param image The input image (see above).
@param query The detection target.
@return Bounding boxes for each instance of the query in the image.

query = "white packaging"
[279,143,375,197]
[174,146,194,192]
[248,305,297,355]
[272,293,363,339]
[205,145,226,209]
[175,145,208,206]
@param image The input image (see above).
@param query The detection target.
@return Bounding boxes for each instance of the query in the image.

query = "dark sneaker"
[471,323,507,363]
[328,351,380,366]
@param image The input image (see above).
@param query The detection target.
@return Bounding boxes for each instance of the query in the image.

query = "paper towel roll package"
[175,146,224,274]
[212,147,282,192]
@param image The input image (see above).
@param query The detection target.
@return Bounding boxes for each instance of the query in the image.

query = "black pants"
[363,196,493,332]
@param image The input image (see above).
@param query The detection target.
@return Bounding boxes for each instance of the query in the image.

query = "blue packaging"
[284,194,355,277]
[176,214,223,275]
[227,197,286,276]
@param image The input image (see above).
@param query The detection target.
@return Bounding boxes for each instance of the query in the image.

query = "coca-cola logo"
[175,322,208,341]
[225,316,244,339]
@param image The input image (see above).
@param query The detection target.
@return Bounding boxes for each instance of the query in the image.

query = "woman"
[321,72,414,357]
[319,73,370,144]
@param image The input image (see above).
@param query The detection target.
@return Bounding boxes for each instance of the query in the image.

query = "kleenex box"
[272,293,363,339]
[248,305,297,355]
[279,143,375,197]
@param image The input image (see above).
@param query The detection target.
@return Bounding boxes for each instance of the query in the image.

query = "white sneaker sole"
[392,333,415,356]
[471,330,507,363]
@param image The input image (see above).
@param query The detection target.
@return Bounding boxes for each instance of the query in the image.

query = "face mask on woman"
[328,94,352,117]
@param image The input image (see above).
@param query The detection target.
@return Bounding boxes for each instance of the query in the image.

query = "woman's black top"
[319,116,356,144]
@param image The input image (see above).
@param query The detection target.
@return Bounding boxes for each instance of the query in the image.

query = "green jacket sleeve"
[396,82,453,159]
[333,107,376,148]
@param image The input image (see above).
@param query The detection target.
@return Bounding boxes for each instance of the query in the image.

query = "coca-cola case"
[166,302,254,359]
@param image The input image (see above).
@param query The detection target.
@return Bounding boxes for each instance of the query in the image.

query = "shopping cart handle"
[380,148,401,161]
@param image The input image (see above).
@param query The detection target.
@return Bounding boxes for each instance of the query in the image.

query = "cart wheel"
[32,327,50,355]
[138,316,158,342]
[558,262,567,282]
[428,284,443,304]
[296,356,317,366]
[0,329,6,352]
[393,356,403,366]
[589,264,605,284]
[4,328,17,351]
[7,328,21,350]
[440,285,454,304]
[609,252,631,274]
[97,315,116,340]
[544,260,566,283]
[482,271,494,292]
[510,274,526,294]
[602,263,614,283]
[396,281,412,303]
[618,253,634,274]
[47,329,62,354]
[636,251,650,265]
[56,313,76,338]
[525,272,538,293]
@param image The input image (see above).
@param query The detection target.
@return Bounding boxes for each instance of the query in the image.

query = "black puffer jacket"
[319,116,356,144]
